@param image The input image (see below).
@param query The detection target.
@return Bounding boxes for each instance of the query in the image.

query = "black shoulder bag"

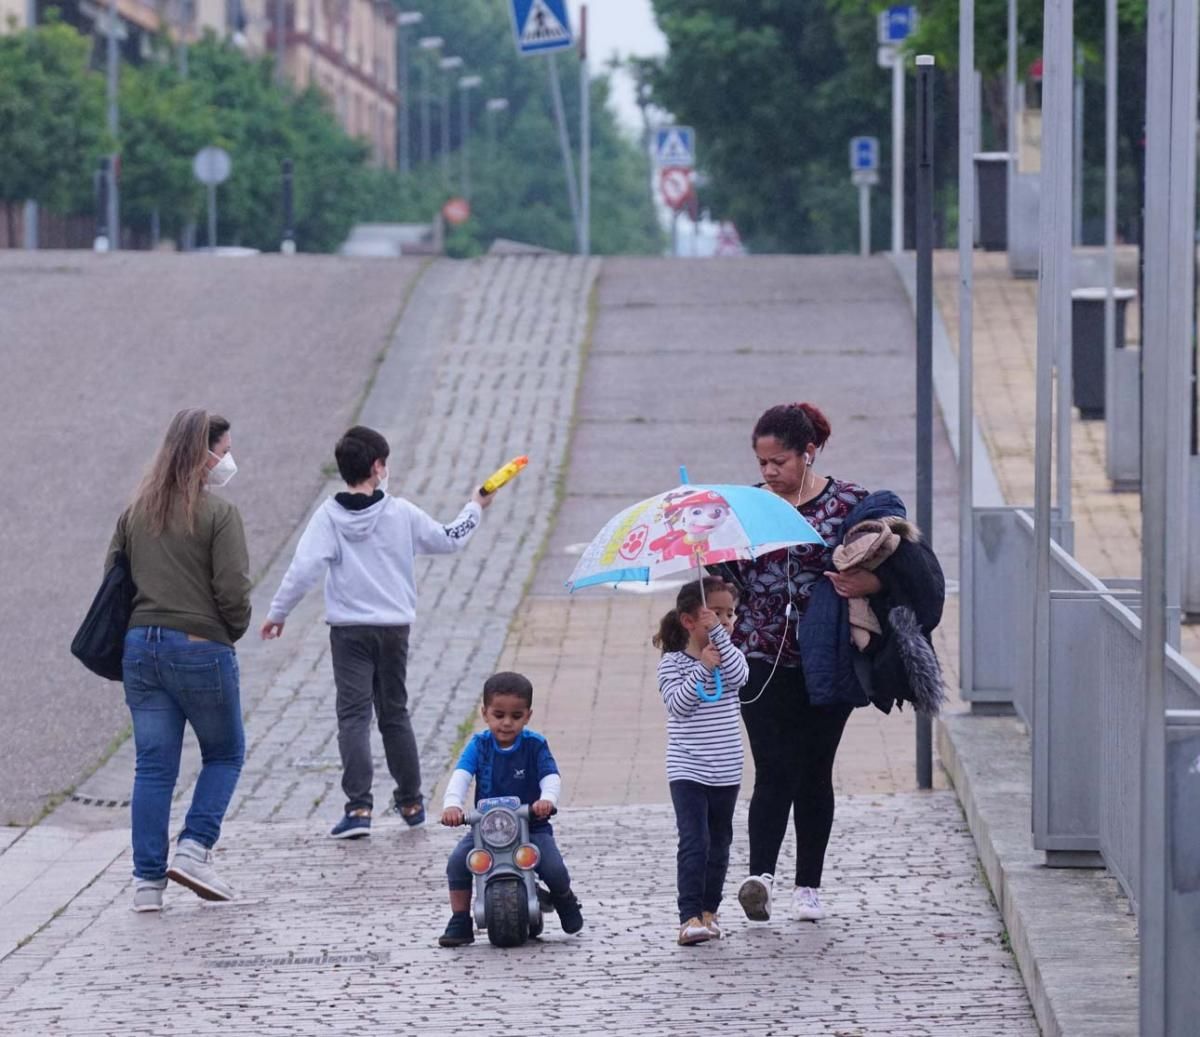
[70,552,135,682]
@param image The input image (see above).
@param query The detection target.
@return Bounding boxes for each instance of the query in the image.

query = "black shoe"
[438,911,475,947]
[552,891,583,934]
[536,883,556,913]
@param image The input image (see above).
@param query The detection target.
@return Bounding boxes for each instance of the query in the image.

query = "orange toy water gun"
[480,456,529,495]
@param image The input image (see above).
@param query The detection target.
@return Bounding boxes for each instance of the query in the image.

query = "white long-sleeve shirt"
[657,624,750,786]
[267,494,481,626]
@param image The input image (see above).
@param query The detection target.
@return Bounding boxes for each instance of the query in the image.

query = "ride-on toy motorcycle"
[464,796,553,947]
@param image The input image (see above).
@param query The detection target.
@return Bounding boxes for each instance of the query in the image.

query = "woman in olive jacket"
[106,408,251,912]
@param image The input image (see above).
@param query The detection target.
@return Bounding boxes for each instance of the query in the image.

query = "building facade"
[258,0,397,168]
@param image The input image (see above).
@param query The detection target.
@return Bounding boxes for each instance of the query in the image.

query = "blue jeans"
[670,780,740,923]
[123,627,245,881]
[447,827,571,895]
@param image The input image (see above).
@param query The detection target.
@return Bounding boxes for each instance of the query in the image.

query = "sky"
[563,0,668,135]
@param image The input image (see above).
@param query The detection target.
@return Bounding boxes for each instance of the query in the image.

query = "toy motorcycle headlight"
[513,844,540,870]
[467,848,494,874]
[480,808,519,847]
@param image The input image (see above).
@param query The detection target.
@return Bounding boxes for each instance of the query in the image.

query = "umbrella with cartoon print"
[565,467,823,698]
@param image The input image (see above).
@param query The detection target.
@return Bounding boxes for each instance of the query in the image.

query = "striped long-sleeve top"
[658,624,751,786]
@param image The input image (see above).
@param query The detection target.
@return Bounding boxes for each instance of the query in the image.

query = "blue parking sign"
[510,0,574,57]
[849,136,879,172]
[878,5,918,45]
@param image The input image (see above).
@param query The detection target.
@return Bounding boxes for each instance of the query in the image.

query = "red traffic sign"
[659,167,693,212]
[442,197,471,225]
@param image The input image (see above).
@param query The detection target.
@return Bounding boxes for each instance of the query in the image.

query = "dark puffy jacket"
[796,491,945,714]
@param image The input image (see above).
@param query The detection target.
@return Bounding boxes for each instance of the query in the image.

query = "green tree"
[370,0,662,255]
[0,16,107,240]
[119,60,218,234]
[180,37,368,252]
[649,0,896,253]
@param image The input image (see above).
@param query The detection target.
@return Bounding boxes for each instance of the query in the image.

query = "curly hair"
[751,402,832,454]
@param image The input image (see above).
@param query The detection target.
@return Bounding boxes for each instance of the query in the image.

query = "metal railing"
[964,505,1200,1026]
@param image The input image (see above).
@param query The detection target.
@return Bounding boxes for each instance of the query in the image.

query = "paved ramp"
[0,252,423,824]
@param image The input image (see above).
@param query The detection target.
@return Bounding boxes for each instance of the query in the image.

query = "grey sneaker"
[132,877,167,913]
[167,838,234,901]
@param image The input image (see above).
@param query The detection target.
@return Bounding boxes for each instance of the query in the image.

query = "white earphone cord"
[740,545,794,706]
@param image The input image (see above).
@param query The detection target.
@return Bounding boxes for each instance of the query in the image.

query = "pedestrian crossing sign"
[510,0,574,57]
[654,127,696,169]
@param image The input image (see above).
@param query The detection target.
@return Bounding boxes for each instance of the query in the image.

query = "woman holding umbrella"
[718,402,875,924]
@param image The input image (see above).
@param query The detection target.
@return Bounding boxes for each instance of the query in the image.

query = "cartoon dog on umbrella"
[648,489,739,566]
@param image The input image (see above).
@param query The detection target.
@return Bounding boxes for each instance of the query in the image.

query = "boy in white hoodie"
[261,425,491,839]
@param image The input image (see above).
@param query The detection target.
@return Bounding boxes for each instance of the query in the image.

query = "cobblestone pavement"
[0,255,1036,1035]
[191,255,600,828]
[0,800,1034,1037]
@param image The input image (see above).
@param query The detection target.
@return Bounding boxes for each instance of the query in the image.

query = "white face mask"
[377,467,390,495]
[207,450,238,488]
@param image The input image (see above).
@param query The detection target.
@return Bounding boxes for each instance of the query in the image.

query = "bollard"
[93,159,110,253]
[281,158,296,255]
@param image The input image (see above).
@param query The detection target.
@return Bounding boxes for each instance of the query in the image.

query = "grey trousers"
[329,625,422,815]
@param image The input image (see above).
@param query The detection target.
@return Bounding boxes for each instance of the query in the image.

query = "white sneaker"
[737,873,773,921]
[792,886,824,921]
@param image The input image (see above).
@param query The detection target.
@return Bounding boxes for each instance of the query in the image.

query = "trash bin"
[1071,286,1137,419]
[974,152,1010,251]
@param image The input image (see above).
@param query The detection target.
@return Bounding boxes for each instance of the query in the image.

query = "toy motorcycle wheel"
[485,877,529,947]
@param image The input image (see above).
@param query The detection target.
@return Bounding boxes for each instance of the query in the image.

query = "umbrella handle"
[696,668,724,703]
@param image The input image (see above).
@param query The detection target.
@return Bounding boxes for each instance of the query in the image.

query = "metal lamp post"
[439,55,463,186]
[23,0,37,248]
[485,97,509,163]
[396,11,422,174]
[105,0,120,251]
[417,36,443,166]
[458,74,482,201]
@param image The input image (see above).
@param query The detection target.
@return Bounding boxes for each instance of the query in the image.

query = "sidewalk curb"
[937,712,1138,1037]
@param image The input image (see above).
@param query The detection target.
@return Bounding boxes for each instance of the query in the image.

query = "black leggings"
[740,659,852,888]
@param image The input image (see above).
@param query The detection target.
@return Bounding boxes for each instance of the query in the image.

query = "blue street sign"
[877,5,918,45]
[509,0,574,57]
[654,126,696,169]
[849,136,880,173]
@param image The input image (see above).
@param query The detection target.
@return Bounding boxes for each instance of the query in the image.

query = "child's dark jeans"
[329,624,421,815]
[669,779,740,924]
[446,828,571,895]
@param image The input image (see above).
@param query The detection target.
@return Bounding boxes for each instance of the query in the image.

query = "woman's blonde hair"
[132,409,230,535]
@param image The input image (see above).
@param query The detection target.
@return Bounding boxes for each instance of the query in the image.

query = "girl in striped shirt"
[654,576,750,945]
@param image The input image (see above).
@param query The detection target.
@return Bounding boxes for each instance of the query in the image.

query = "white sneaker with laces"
[737,873,773,921]
[792,885,824,921]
